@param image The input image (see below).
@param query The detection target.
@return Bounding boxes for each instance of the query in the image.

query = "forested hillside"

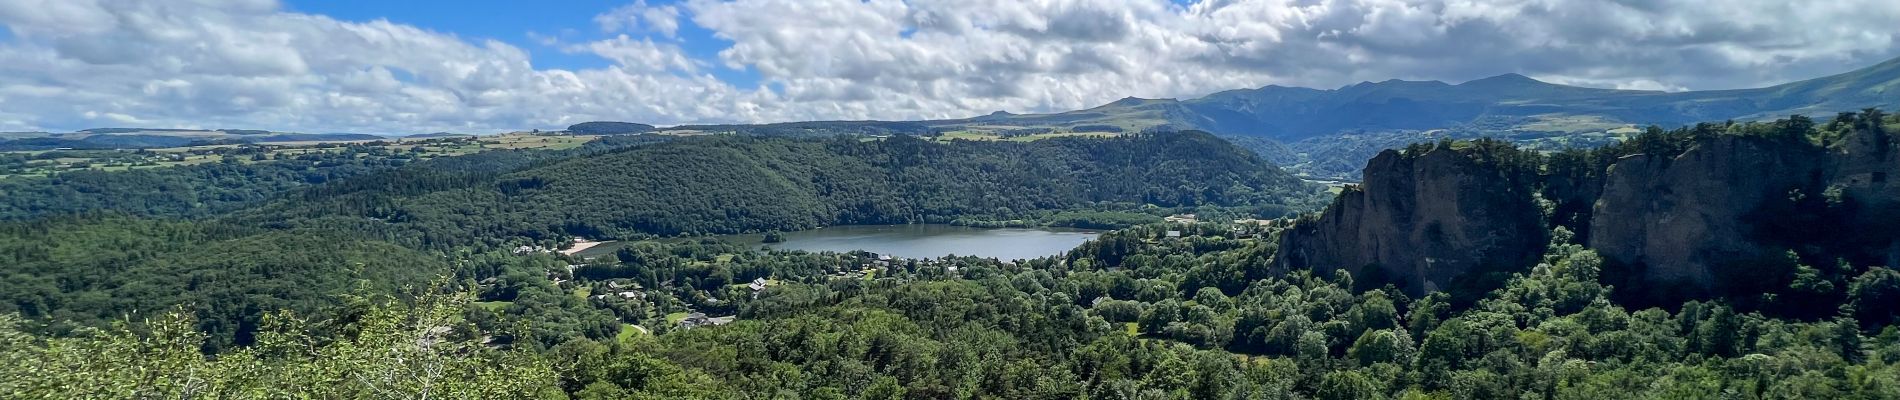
[0,151,406,220]
[247,131,1324,247]
[0,217,448,352]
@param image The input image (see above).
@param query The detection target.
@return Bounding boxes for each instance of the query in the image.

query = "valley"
[6,110,1899,399]
[2,30,1899,400]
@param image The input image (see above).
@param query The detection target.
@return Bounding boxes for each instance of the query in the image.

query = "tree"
[1350,329,1413,366]
[0,290,558,399]
[1694,305,1742,357]
[1316,370,1379,400]
[1850,267,1900,327]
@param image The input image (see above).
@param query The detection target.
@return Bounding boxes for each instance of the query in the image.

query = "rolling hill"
[242,131,1325,247]
[0,128,385,150]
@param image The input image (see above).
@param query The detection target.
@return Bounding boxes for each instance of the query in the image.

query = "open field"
[616,324,646,341]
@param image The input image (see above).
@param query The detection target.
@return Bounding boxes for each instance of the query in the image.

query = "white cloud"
[0,0,782,132]
[0,0,1895,133]
[567,35,700,73]
[596,0,681,37]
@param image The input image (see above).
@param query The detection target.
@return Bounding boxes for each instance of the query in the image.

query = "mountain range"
[16,57,1896,178]
[946,56,1900,140]
[585,56,1897,180]
[918,56,1900,179]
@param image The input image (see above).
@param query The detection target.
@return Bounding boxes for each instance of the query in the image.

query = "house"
[747,277,768,292]
[679,312,710,328]
[1164,214,1198,224]
[1165,230,1182,238]
[606,280,642,291]
[616,291,642,300]
[679,312,736,330]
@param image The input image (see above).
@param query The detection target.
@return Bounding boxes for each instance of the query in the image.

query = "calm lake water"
[740,225,1100,260]
[579,224,1100,260]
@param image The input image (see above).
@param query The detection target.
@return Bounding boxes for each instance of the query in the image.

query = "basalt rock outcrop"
[1274,143,1546,295]
[1277,115,1900,297]
[1585,135,1825,288]
[1589,124,1900,294]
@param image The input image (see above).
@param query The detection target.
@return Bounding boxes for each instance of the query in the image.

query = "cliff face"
[1590,127,1900,291]
[1275,146,1546,295]
[1586,136,1824,287]
[1277,120,1900,296]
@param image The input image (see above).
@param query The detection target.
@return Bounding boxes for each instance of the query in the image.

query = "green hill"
[251,131,1324,245]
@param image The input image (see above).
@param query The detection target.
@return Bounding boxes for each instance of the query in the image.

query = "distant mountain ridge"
[404,132,476,139]
[897,56,1900,179]
[948,56,1900,142]
[474,57,1900,172]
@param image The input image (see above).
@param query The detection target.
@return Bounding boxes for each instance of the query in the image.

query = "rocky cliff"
[1590,121,1900,295]
[1585,135,1825,287]
[1274,142,1546,295]
[1277,112,1900,298]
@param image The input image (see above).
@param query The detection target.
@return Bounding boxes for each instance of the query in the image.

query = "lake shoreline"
[574,224,1101,260]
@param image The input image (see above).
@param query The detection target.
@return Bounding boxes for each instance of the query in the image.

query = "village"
[479,218,1287,342]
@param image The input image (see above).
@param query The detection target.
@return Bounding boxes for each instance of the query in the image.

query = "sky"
[0,0,1897,134]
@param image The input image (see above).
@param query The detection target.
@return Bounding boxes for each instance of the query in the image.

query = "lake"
[579,224,1101,260]
[745,225,1101,260]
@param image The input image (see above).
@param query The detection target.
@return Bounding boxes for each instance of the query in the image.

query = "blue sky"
[285,0,761,87]
[0,0,1895,133]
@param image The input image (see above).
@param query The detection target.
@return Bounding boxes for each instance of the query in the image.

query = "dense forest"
[0,217,449,352]
[240,131,1323,248]
[3,113,1900,399]
[7,222,1898,398]
[0,150,405,220]
[0,135,675,222]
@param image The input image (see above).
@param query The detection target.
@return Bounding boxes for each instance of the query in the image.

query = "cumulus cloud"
[0,0,1896,133]
[596,0,681,37]
[567,35,701,73]
[0,0,780,132]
